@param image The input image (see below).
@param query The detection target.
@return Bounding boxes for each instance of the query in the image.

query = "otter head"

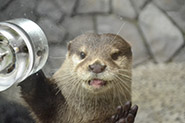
[53,33,132,121]
[54,33,132,96]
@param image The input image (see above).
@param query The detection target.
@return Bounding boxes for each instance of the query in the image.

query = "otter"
[19,33,138,123]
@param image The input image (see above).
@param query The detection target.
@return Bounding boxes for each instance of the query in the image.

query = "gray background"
[0,0,185,123]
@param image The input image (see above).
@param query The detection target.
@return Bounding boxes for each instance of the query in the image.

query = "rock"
[43,44,67,77]
[133,62,185,123]
[61,15,94,41]
[130,0,148,12]
[153,0,185,11]
[56,0,77,15]
[38,18,67,44]
[96,15,150,65]
[0,0,12,10]
[167,4,185,33]
[37,0,63,22]
[173,46,185,62]
[153,0,185,33]
[77,0,110,14]
[139,3,184,62]
[0,0,37,21]
[113,0,137,19]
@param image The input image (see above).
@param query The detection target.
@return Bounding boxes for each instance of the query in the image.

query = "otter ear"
[67,41,72,51]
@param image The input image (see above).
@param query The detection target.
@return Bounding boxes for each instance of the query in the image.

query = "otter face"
[65,33,132,93]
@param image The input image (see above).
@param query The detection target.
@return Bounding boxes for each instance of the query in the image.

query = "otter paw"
[111,101,138,123]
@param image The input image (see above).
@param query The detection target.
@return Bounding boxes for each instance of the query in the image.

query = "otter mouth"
[88,79,106,88]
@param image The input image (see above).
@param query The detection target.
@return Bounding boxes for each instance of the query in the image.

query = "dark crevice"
[128,0,138,20]
[108,0,113,14]
[168,43,185,62]
[153,2,185,36]
[71,0,111,16]
[71,0,80,17]
[140,0,153,10]
[58,14,66,24]
[0,0,14,11]
[152,4,185,61]
[135,20,156,63]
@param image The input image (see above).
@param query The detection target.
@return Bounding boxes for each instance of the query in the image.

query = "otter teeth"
[88,79,106,88]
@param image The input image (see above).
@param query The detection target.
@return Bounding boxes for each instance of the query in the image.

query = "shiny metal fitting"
[0,18,49,91]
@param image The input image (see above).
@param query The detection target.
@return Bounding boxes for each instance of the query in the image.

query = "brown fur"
[20,33,132,123]
[52,33,132,123]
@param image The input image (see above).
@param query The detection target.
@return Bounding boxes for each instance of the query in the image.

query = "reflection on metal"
[0,18,49,91]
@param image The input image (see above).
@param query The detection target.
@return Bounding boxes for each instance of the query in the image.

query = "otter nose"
[89,63,106,73]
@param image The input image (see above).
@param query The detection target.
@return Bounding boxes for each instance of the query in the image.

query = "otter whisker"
[115,79,130,101]
[112,79,125,106]
[116,69,130,72]
[74,78,83,99]
[56,73,77,87]
[55,76,75,86]
[55,74,73,82]
[55,71,78,80]
[111,80,122,103]
[107,69,131,80]
[113,74,131,95]
[116,68,131,73]
[114,74,131,91]
[116,73,131,81]
[112,81,116,104]
[114,74,137,97]
[115,71,131,77]
[65,79,79,101]
[114,80,127,104]
[107,72,129,105]
[67,75,80,94]
[111,22,126,43]
[103,21,126,52]
[79,80,85,106]
[107,69,131,82]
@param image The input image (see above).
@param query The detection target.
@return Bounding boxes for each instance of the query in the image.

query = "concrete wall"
[0,0,185,75]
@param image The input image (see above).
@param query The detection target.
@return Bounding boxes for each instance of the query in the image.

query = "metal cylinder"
[0,18,49,91]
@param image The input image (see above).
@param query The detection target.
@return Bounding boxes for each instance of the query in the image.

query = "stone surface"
[113,0,137,19]
[61,15,94,41]
[153,0,185,11]
[139,4,184,62]
[43,44,67,77]
[131,0,148,12]
[167,4,185,33]
[0,0,37,21]
[153,0,185,33]
[173,46,185,62]
[77,0,110,14]
[133,62,185,123]
[97,15,150,65]
[56,0,77,15]
[0,0,12,10]
[37,0,63,22]
[38,18,67,44]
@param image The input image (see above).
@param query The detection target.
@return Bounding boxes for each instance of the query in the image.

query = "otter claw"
[111,101,138,123]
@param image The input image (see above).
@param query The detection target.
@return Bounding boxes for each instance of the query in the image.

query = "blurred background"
[0,0,185,123]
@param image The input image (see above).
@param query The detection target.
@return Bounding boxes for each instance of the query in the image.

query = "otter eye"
[80,52,86,59]
[111,51,121,60]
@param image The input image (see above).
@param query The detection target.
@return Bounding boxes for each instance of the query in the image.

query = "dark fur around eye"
[80,52,86,59]
[111,51,122,60]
